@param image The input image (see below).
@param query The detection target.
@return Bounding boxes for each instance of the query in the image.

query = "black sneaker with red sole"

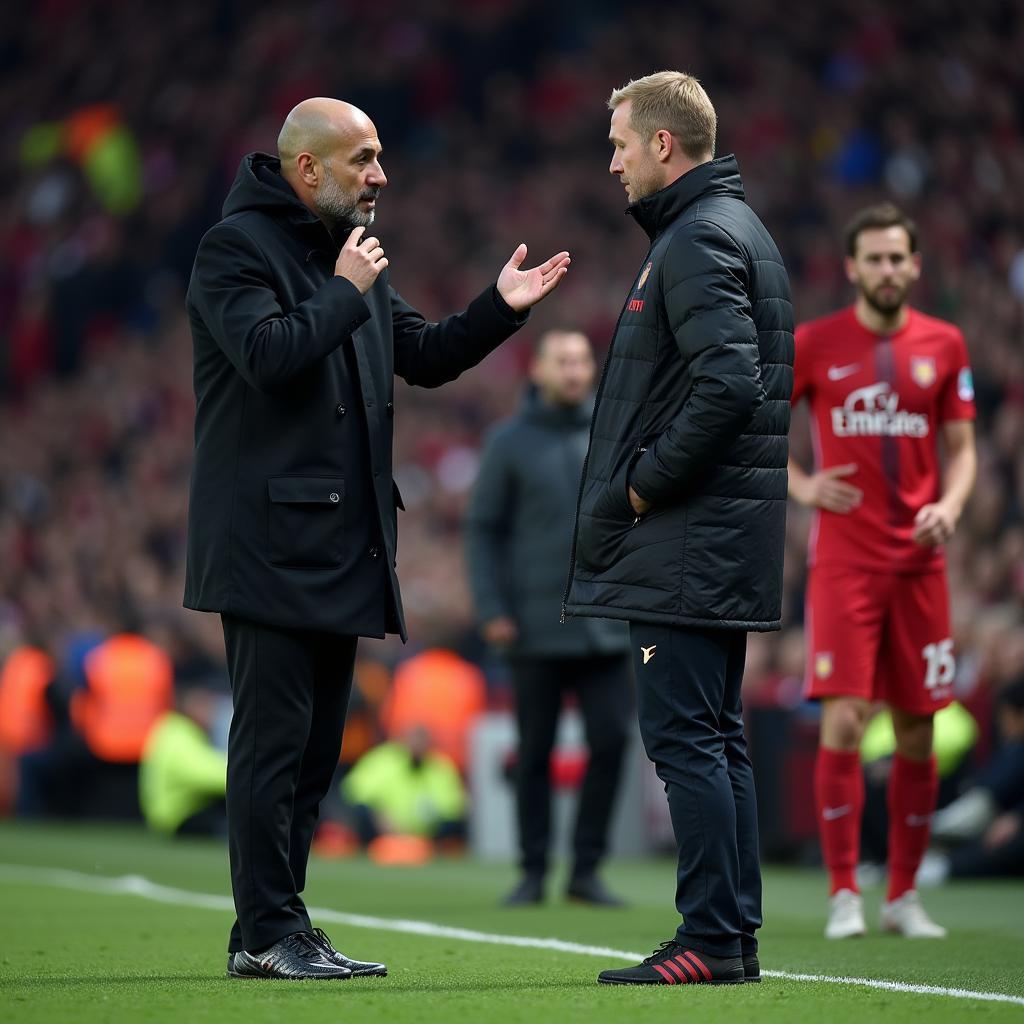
[598,941,744,986]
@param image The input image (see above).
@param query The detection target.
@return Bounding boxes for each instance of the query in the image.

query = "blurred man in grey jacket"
[465,330,632,906]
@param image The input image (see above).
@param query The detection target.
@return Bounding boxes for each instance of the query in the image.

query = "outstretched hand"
[496,244,571,312]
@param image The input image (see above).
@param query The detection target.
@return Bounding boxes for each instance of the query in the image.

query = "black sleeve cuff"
[491,285,529,325]
[325,275,372,333]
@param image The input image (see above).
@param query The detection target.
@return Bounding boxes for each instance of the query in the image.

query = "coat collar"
[627,154,745,240]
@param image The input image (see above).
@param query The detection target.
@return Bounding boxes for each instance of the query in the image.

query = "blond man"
[564,72,793,986]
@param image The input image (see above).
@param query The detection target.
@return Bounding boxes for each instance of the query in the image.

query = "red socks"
[815,747,864,895]
[887,753,938,901]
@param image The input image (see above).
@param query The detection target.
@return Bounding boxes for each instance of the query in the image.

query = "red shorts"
[804,563,954,715]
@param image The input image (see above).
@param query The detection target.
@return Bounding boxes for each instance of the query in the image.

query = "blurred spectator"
[931,677,1024,841]
[381,648,487,771]
[0,639,56,814]
[342,724,467,852]
[923,676,1024,879]
[138,682,227,837]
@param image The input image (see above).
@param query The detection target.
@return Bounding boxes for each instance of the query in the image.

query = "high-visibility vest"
[381,648,486,771]
[72,634,173,763]
[0,646,55,755]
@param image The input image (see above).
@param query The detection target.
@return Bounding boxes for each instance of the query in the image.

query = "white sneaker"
[825,888,867,939]
[881,890,947,938]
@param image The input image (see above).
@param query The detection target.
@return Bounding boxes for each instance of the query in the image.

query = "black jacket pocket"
[267,477,345,568]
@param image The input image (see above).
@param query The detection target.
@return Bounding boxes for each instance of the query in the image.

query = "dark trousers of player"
[221,614,357,953]
[630,622,761,958]
[509,653,632,878]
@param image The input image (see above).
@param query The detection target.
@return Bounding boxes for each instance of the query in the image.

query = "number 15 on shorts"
[922,637,955,693]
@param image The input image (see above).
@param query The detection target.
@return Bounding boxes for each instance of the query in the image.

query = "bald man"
[184,98,569,981]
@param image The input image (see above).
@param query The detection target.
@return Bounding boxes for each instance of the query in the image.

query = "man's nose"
[609,155,622,175]
[369,162,388,187]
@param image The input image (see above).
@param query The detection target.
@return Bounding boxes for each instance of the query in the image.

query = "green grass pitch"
[1,822,1022,1022]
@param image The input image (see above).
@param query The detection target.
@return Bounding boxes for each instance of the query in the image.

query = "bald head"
[278,98,372,163]
[277,97,387,229]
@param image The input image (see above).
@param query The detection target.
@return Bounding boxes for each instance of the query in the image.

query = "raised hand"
[335,226,388,294]
[496,244,571,312]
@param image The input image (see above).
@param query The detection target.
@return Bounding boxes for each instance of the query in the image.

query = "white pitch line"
[1,863,1022,1008]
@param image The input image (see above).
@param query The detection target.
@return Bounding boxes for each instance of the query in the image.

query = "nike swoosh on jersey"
[827,363,860,381]
[822,804,853,820]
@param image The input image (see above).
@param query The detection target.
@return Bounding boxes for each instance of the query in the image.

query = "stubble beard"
[627,153,666,203]
[862,280,909,318]
[314,163,378,230]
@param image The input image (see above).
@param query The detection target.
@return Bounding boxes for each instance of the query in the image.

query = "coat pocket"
[267,477,345,568]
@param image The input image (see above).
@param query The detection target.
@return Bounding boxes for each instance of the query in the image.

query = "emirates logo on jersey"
[831,382,930,438]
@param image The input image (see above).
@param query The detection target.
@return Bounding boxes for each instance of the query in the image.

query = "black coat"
[184,153,527,639]
[564,156,794,631]
[464,387,629,658]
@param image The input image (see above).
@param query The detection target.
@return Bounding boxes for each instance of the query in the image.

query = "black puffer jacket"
[564,156,793,631]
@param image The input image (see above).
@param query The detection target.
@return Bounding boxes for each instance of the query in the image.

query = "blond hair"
[608,71,716,161]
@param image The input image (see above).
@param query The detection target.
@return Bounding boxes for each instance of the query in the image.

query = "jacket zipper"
[561,247,654,622]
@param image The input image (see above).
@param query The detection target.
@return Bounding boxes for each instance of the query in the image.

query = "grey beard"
[314,174,376,230]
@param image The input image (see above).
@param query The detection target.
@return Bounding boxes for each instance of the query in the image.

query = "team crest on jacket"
[814,652,834,679]
[910,356,937,388]
[628,262,653,312]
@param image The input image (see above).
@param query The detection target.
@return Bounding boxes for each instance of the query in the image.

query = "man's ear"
[294,152,319,187]
[652,129,674,164]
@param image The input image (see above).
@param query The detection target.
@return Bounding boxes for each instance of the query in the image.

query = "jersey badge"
[814,652,834,679]
[957,367,974,402]
[910,356,937,388]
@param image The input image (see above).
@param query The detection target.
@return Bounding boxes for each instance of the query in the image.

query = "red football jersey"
[792,306,975,572]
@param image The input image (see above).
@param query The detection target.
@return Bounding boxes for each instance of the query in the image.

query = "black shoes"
[502,873,545,906]
[598,941,744,986]
[228,931,353,980]
[227,929,387,980]
[310,927,388,977]
[743,952,760,982]
[503,872,626,907]
[566,874,626,907]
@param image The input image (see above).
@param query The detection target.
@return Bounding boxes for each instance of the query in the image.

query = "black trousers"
[509,653,632,878]
[630,622,761,958]
[221,615,357,953]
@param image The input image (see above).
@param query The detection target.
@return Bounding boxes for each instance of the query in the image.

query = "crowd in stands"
[1,1,1022,863]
